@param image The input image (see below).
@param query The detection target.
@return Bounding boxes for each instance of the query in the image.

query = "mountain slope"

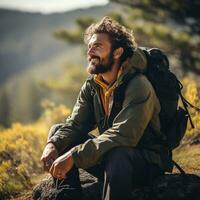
[0,2,122,83]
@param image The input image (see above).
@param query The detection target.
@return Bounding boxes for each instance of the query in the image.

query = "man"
[41,17,173,200]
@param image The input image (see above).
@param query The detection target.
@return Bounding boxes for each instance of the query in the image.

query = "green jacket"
[48,48,173,172]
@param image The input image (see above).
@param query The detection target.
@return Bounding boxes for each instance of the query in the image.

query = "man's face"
[87,33,114,74]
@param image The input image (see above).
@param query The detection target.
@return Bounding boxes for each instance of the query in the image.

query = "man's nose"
[87,46,95,56]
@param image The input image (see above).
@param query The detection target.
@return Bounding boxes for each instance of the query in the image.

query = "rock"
[131,173,200,200]
[32,170,103,200]
[32,171,200,200]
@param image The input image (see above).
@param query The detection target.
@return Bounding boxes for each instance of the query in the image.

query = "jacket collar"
[114,47,147,87]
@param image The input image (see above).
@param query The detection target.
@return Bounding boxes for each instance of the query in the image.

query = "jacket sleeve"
[71,75,160,169]
[48,81,96,154]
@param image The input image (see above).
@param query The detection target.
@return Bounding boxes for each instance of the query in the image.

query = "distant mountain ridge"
[0,2,121,83]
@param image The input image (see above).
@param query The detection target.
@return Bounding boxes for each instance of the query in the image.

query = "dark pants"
[49,125,163,200]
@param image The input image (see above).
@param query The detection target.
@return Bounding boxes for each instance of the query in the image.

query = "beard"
[87,52,114,75]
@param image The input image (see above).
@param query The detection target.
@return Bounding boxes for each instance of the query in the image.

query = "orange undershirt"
[94,68,122,115]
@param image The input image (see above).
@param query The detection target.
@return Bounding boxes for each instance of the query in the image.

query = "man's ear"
[113,47,124,59]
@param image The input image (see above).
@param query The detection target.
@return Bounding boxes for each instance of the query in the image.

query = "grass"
[173,143,200,175]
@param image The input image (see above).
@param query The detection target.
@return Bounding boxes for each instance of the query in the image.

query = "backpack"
[139,47,199,151]
[111,47,199,173]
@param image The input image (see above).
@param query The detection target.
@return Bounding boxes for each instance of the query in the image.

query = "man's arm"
[70,75,160,169]
[41,80,96,174]
[48,81,96,154]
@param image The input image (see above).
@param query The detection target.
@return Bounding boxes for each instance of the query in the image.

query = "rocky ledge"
[33,169,200,200]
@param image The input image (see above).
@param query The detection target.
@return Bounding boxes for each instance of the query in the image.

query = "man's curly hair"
[84,16,137,63]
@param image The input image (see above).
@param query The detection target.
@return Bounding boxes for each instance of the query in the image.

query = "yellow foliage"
[173,145,200,175]
[0,161,12,193]
[40,99,71,126]
[182,77,200,138]
[0,103,71,198]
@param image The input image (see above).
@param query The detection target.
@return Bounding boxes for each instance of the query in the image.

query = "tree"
[52,4,200,76]
[53,17,95,44]
[0,89,11,127]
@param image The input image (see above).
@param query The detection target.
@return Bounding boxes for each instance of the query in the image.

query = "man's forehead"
[88,33,110,45]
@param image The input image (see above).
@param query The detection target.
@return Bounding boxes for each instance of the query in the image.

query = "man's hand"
[40,143,58,172]
[49,151,74,179]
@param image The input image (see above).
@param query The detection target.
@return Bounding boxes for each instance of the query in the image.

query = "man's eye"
[95,44,101,48]
[87,44,100,51]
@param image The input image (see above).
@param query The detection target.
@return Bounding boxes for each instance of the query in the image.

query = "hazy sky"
[0,0,109,14]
